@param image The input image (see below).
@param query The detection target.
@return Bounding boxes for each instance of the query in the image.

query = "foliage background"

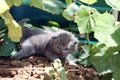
[0,0,120,79]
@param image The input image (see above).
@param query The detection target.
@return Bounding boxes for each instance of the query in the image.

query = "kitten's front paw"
[11,56,19,60]
[53,59,61,62]
[66,60,78,66]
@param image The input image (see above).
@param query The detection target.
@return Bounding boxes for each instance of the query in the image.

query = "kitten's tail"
[18,18,30,28]
[18,18,30,38]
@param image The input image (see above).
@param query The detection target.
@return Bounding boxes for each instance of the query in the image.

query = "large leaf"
[63,3,80,21]
[110,24,120,46]
[57,67,68,80]
[0,19,6,30]
[30,0,65,14]
[5,0,25,7]
[1,11,22,42]
[54,59,67,80]
[6,0,64,14]
[105,0,120,11]
[90,46,120,74]
[74,6,96,34]
[112,70,120,80]
[94,13,116,47]
[0,34,17,56]
[30,0,44,9]
[79,0,97,5]
[78,45,91,66]
[43,0,65,14]
[79,45,90,59]
[0,0,9,16]
[65,0,72,5]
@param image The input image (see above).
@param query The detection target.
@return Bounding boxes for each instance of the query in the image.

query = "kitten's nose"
[59,51,64,54]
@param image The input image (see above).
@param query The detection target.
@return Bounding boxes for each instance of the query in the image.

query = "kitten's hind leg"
[12,40,36,60]
[12,47,35,60]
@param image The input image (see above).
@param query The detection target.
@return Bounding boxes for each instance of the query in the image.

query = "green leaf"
[75,5,96,33]
[45,67,54,80]
[79,0,97,5]
[43,0,65,14]
[47,21,60,27]
[11,0,24,6]
[105,0,120,11]
[110,24,120,46]
[112,70,120,80]
[65,0,72,5]
[90,46,120,74]
[30,0,44,9]
[53,59,62,68]
[42,26,60,32]
[94,13,116,47]
[45,59,67,80]
[57,67,68,80]
[0,19,7,30]
[63,3,80,21]
[66,53,78,66]
[79,45,90,59]
[0,0,9,15]
[78,45,91,66]
[5,0,25,7]
[45,67,54,75]
[0,34,17,56]
[75,6,90,33]
[1,11,22,42]
[30,0,65,14]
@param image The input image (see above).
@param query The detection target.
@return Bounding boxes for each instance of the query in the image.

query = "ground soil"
[0,56,98,80]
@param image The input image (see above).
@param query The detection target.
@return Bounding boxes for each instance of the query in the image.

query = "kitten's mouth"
[58,52,63,55]
[57,52,65,58]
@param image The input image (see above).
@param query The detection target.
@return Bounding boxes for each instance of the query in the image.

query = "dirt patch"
[0,56,98,80]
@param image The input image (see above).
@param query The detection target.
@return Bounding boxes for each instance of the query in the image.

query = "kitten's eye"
[56,46,61,49]
[64,48,69,50]
[74,41,77,45]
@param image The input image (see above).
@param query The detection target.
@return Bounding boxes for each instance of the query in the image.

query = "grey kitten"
[12,19,79,62]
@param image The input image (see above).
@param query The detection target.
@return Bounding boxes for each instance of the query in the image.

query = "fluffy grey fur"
[12,19,78,62]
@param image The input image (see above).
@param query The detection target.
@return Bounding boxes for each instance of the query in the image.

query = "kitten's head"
[51,30,78,58]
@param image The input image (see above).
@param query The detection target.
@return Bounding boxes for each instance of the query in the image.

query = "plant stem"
[75,0,82,5]
[86,33,90,47]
